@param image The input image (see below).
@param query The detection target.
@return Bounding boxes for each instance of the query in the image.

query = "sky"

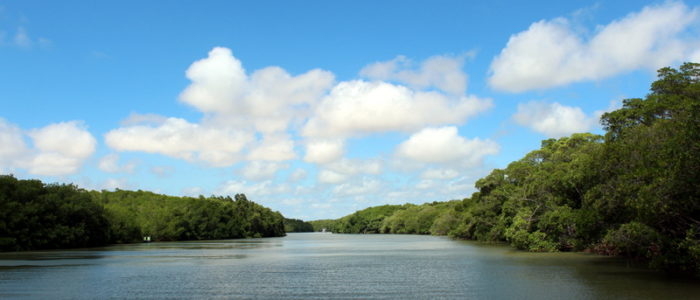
[2,0,700,220]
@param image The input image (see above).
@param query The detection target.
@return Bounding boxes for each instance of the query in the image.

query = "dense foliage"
[326,204,406,233]
[283,218,314,232]
[309,201,460,235]
[93,190,286,242]
[0,176,286,251]
[314,64,700,275]
[0,176,110,251]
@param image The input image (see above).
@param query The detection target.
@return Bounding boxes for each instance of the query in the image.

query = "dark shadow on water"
[0,264,91,270]
[0,252,104,261]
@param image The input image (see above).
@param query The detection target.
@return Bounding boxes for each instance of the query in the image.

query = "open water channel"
[0,233,698,299]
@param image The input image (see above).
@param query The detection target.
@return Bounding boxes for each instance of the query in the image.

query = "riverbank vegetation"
[0,177,286,251]
[283,218,314,232]
[311,63,700,276]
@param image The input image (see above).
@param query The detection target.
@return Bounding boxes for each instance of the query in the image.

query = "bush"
[598,222,661,260]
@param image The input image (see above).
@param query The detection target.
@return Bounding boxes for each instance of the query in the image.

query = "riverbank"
[0,175,286,251]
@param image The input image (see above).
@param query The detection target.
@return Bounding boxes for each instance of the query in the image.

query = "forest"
[311,63,700,276]
[0,177,286,251]
[283,218,315,232]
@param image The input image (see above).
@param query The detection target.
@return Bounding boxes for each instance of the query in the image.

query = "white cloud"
[333,177,382,196]
[445,176,477,195]
[691,49,700,62]
[396,126,499,166]
[120,113,168,126]
[217,180,290,197]
[513,101,598,138]
[182,186,204,197]
[317,158,383,184]
[179,47,334,133]
[104,46,496,198]
[0,119,28,173]
[247,134,296,161]
[105,117,253,167]
[360,54,469,94]
[26,121,97,176]
[281,198,305,206]
[29,121,95,159]
[98,153,136,173]
[102,178,130,191]
[421,168,460,179]
[288,168,308,182]
[303,139,345,164]
[240,161,288,180]
[325,158,382,175]
[318,169,348,184]
[489,1,700,92]
[416,179,436,190]
[107,47,335,167]
[1,119,96,175]
[303,80,491,138]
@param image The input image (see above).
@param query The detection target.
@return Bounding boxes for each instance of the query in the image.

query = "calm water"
[0,233,698,299]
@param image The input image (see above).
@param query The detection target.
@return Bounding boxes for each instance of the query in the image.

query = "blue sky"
[2,0,699,220]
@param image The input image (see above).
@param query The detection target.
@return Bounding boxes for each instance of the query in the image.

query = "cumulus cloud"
[120,113,168,126]
[182,186,204,197]
[27,121,97,175]
[105,117,253,167]
[318,169,348,184]
[303,139,345,164]
[29,122,95,159]
[217,180,290,197]
[421,168,460,179]
[107,47,335,167]
[333,177,382,196]
[360,54,469,94]
[303,80,491,138]
[489,1,700,92]
[325,158,382,175]
[280,197,305,206]
[0,119,28,173]
[240,161,288,181]
[396,126,499,167]
[315,157,384,184]
[513,101,598,138]
[98,153,136,173]
[179,47,334,133]
[416,179,437,190]
[106,47,495,180]
[247,134,296,161]
[102,178,130,190]
[0,119,96,175]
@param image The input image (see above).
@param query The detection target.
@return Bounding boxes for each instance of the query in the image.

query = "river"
[0,233,698,299]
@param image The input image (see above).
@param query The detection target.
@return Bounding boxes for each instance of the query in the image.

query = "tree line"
[0,176,286,251]
[283,218,314,232]
[311,63,700,276]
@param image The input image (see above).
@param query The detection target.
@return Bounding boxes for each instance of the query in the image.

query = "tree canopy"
[0,176,286,251]
[314,63,700,276]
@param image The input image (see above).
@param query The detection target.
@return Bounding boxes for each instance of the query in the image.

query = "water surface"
[0,233,698,299]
